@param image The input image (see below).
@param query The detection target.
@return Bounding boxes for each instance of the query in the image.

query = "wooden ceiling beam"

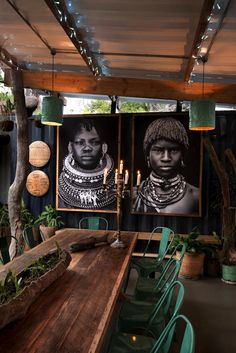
[5,69,236,104]
[184,0,215,82]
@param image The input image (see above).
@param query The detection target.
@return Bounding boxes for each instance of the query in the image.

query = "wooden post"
[8,69,28,259]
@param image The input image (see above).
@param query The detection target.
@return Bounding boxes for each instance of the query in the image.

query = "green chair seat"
[135,244,186,301]
[108,314,195,353]
[135,260,178,301]
[108,332,155,353]
[131,257,164,278]
[119,300,164,336]
[130,227,174,278]
[119,281,184,339]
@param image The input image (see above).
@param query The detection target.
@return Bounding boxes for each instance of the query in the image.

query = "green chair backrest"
[79,217,108,230]
[156,243,187,289]
[152,258,181,295]
[23,227,36,249]
[143,227,174,258]
[151,314,195,353]
[145,281,184,337]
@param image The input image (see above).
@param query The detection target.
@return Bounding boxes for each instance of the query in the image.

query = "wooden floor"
[125,269,236,353]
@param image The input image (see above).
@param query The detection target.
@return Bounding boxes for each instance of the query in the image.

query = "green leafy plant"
[0,245,64,305]
[0,92,15,116]
[0,270,23,304]
[172,228,221,256]
[0,204,10,226]
[36,205,64,227]
[20,200,35,229]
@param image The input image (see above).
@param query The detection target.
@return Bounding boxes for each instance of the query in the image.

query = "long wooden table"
[0,229,137,353]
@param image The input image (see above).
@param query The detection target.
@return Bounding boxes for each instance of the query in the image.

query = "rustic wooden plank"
[5,69,236,104]
[137,231,219,244]
[0,230,137,353]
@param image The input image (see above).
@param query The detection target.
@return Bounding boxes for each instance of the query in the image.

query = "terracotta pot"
[176,251,205,280]
[39,225,58,240]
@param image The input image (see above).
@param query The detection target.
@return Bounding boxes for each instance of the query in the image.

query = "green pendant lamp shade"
[189,100,215,131]
[41,96,63,126]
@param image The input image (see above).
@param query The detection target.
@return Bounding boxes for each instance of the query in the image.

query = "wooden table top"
[0,230,137,353]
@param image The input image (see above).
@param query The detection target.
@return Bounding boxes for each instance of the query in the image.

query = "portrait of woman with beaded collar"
[132,116,202,216]
[56,116,120,212]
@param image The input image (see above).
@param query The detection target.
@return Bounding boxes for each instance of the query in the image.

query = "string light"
[52,0,102,77]
[189,0,230,82]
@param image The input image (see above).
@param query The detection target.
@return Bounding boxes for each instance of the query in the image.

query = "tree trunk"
[203,138,233,262]
[8,70,28,259]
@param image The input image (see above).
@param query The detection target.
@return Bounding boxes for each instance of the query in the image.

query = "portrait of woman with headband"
[133,117,199,215]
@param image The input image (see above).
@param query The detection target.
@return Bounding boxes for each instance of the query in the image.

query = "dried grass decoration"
[0,246,71,330]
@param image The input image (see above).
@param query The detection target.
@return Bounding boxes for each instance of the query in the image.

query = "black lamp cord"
[51,49,56,92]
[201,56,207,100]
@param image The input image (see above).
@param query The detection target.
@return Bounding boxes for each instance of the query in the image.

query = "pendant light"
[41,49,63,126]
[189,57,215,131]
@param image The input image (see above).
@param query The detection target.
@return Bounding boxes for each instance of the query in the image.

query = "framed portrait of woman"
[56,114,120,213]
[131,113,202,217]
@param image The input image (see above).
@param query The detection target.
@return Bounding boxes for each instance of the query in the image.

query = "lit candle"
[125,170,129,184]
[119,160,123,174]
[103,168,108,184]
[136,170,141,186]
[115,169,118,184]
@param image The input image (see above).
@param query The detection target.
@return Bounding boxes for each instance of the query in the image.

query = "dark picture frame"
[56,114,120,213]
[131,113,202,217]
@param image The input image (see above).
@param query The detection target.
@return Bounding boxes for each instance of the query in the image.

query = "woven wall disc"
[26,171,49,197]
[29,141,51,167]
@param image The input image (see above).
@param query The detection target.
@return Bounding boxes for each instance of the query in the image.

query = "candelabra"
[103,161,141,248]
[106,161,129,248]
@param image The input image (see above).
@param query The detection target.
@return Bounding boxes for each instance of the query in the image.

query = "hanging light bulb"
[189,57,215,131]
[41,49,63,126]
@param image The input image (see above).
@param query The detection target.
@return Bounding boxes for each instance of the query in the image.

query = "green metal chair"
[130,227,175,278]
[134,243,186,301]
[79,217,108,230]
[108,314,194,353]
[0,235,20,264]
[118,281,185,339]
[23,227,37,249]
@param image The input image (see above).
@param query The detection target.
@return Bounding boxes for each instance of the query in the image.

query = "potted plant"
[20,201,40,249]
[0,204,10,238]
[0,92,15,132]
[36,205,64,240]
[171,229,208,279]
